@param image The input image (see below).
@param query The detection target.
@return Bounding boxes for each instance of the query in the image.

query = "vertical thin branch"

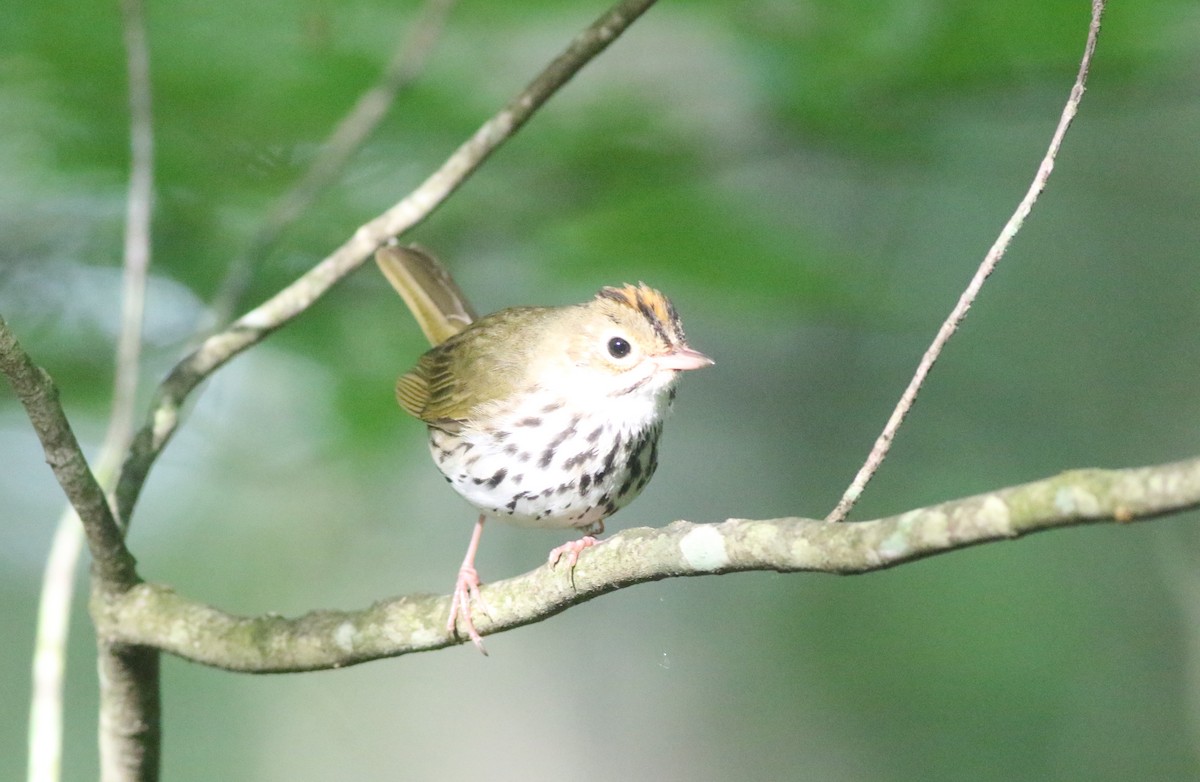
[112,0,155,451]
[209,0,457,324]
[26,511,84,782]
[825,0,1106,523]
[96,645,160,782]
[96,2,160,780]
[27,0,157,779]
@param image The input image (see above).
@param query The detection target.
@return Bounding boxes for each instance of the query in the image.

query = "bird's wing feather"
[400,307,549,427]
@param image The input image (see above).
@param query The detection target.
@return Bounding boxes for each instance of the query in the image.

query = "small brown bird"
[377,245,711,652]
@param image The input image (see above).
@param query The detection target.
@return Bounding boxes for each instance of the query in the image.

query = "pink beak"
[655,346,714,372]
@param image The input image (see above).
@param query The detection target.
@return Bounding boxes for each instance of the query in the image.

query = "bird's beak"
[655,346,714,372]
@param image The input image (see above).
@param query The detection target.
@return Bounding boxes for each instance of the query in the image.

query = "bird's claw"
[547,536,598,569]
[447,564,491,655]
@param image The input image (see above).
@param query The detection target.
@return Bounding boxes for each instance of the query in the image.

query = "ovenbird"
[376,244,712,653]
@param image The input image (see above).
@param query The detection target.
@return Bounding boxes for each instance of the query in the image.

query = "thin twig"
[26,511,83,782]
[208,0,458,325]
[825,0,1107,523]
[93,2,161,781]
[0,319,137,587]
[114,0,660,526]
[111,0,155,453]
[90,456,1200,671]
[26,0,156,779]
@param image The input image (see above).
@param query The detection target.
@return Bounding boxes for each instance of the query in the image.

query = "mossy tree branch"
[90,457,1200,673]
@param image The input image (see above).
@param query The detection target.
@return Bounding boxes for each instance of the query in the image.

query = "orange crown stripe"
[596,283,684,346]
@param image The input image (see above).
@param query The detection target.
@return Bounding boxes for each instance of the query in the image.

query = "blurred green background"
[3,0,1200,779]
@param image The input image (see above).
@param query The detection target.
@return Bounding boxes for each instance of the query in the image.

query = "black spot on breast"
[618,476,634,497]
[563,449,597,470]
[603,436,621,470]
[516,417,542,427]
[486,468,507,488]
[592,436,621,484]
[506,491,529,512]
[546,417,580,453]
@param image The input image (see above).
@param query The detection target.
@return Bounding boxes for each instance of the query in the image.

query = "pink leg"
[447,515,490,654]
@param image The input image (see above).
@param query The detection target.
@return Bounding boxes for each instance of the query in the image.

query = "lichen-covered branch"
[91,457,1200,673]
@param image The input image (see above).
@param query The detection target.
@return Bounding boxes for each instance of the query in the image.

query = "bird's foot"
[447,564,490,655]
[547,535,598,569]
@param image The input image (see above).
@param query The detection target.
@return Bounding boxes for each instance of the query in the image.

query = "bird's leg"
[448,514,490,654]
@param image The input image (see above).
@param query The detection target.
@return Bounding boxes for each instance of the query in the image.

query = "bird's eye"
[607,336,632,359]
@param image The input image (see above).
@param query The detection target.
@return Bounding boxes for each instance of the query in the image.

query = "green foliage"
[2,1,1199,781]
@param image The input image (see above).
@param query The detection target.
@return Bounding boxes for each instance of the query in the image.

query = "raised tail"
[375,244,478,346]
